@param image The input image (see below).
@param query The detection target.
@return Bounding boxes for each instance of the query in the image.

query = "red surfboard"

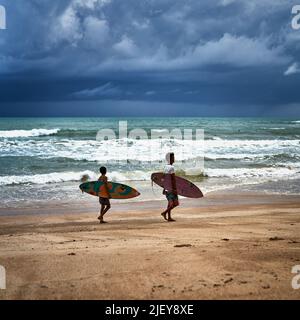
[151,172,203,198]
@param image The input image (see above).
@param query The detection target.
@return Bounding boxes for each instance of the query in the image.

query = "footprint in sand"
[262,284,270,289]
[174,244,192,248]
[224,278,233,284]
[269,236,284,241]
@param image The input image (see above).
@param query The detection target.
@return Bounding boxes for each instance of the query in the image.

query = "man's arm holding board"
[171,173,177,195]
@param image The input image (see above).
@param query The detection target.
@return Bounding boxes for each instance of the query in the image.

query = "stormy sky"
[0,0,300,116]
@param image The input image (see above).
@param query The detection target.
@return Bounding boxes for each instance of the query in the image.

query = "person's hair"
[165,152,174,164]
[99,166,107,174]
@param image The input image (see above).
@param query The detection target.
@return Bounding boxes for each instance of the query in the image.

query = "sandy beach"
[0,192,299,300]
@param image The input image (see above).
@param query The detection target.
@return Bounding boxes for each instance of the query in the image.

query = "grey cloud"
[72,82,121,98]
[284,62,300,75]
[145,91,156,95]
[0,0,300,114]
[0,0,296,76]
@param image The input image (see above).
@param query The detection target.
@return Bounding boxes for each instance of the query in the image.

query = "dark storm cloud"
[0,0,300,115]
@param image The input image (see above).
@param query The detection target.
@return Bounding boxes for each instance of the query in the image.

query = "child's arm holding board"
[103,176,111,198]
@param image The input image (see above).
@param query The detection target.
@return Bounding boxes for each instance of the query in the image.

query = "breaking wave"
[0,128,60,138]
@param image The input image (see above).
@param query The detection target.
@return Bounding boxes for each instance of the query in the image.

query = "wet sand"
[0,193,300,300]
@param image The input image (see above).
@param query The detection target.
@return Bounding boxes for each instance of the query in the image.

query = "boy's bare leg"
[98,204,105,222]
[99,205,111,223]
[102,205,111,216]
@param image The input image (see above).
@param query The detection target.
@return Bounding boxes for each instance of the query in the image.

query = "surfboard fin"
[151,179,155,195]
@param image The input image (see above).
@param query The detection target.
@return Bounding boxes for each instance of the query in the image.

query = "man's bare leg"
[167,201,177,222]
[161,207,169,220]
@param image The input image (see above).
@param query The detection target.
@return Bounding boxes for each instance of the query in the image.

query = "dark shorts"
[165,192,178,202]
[99,197,110,206]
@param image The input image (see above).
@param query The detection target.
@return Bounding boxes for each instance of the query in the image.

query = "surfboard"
[79,181,140,199]
[151,172,203,198]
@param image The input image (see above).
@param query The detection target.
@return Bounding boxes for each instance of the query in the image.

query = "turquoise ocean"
[0,117,300,208]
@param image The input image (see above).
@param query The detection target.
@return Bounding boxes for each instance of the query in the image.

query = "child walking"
[98,166,111,224]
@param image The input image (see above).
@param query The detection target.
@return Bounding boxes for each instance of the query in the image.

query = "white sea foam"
[265,127,286,130]
[204,139,300,148]
[0,128,60,138]
[0,171,97,186]
[204,167,300,179]
[1,165,300,187]
[151,129,169,133]
[0,138,204,162]
[1,138,299,161]
[109,170,151,181]
[204,153,267,160]
[0,170,151,186]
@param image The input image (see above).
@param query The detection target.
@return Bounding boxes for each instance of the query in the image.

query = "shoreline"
[0,190,300,216]
[0,192,300,299]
